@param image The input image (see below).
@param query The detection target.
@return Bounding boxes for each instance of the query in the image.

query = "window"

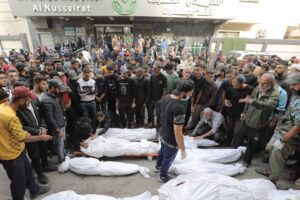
[218,31,240,38]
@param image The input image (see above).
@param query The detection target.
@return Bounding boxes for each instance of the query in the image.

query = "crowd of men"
[0,33,300,199]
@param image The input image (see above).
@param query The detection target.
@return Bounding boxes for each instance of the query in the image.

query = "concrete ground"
[0,152,296,200]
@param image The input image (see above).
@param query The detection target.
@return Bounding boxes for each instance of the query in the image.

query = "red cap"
[12,86,37,99]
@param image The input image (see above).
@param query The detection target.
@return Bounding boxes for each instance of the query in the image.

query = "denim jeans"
[156,142,178,178]
[80,101,97,120]
[55,127,66,163]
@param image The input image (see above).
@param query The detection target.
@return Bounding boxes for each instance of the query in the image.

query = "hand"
[224,99,232,107]
[240,113,245,120]
[96,96,102,103]
[191,106,195,113]
[239,95,254,104]
[91,134,98,140]
[81,142,89,148]
[40,127,48,135]
[194,135,204,140]
[180,150,187,160]
[282,131,292,142]
[40,134,53,141]
[58,130,64,137]
[132,102,136,108]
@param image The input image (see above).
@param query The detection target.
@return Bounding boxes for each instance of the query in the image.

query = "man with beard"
[134,68,149,127]
[242,63,258,87]
[0,86,52,200]
[7,69,19,89]
[256,72,300,187]
[41,80,66,163]
[275,61,292,101]
[32,75,48,101]
[237,73,279,167]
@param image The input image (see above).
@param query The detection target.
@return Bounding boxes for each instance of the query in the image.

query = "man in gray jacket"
[236,73,279,167]
[41,79,66,163]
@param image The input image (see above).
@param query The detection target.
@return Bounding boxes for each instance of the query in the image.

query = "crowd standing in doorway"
[0,33,300,199]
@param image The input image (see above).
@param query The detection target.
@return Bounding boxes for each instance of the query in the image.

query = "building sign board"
[9,0,233,20]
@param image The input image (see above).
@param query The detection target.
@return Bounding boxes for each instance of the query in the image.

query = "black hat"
[173,80,194,95]
[48,79,61,89]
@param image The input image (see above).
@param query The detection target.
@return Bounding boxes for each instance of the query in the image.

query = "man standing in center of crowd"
[237,73,279,167]
[41,79,66,163]
[155,79,194,183]
[77,67,97,121]
[116,70,135,128]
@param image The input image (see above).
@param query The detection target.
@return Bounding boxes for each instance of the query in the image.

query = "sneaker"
[158,175,169,183]
[153,166,160,173]
[30,185,50,199]
[43,164,58,172]
[38,174,49,184]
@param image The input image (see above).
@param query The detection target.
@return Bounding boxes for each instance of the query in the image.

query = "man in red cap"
[0,86,52,200]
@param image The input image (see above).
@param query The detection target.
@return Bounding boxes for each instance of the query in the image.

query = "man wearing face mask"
[134,68,149,127]
[0,86,52,200]
[237,73,279,167]
[255,72,300,187]
[155,79,194,183]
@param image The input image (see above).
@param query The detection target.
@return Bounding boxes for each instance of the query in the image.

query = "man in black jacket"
[93,111,111,135]
[17,97,57,184]
[40,79,66,163]
[134,68,149,127]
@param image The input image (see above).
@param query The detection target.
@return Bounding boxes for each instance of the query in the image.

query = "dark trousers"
[156,142,178,178]
[107,97,117,117]
[148,100,161,127]
[135,103,145,126]
[184,99,191,127]
[80,101,97,121]
[119,102,133,128]
[25,141,48,175]
[0,151,39,200]
[236,122,265,165]
[226,116,242,147]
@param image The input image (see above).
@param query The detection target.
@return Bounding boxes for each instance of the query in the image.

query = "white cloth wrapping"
[173,147,246,164]
[184,136,219,149]
[42,190,153,200]
[169,161,246,176]
[80,136,159,158]
[102,128,157,141]
[267,189,300,200]
[58,157,150,178]
[158,173,276,200]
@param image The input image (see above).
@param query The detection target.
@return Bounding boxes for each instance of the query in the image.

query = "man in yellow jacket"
[0,86,52,200]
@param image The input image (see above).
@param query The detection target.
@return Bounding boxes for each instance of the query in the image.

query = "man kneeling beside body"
[192,107,224,142]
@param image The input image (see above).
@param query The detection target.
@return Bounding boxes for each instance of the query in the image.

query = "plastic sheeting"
[169,161,246,176]
[102,128,157,141]
[42,191,153,200]
[158,173,276,200]
[80,136,159,158]
[184,136,219,149]
[173,147,246,164]
[58,157,150,178]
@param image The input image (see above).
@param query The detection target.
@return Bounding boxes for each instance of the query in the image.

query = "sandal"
[255,168,271,177]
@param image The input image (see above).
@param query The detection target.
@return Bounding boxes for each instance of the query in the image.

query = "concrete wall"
[0,0,33,51]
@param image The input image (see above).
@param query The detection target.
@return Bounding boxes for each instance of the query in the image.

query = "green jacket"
[244,85,279,129]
